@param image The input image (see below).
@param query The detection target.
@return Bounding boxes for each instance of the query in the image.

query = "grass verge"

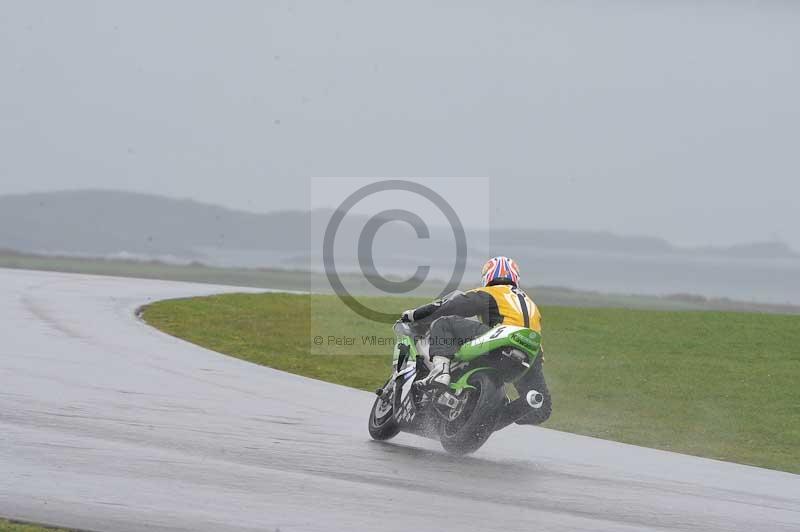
[0,519,72,532]
[142,292,800,474]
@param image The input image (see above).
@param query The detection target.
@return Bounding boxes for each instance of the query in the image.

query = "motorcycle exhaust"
[526,390,544,409]
[493,389,546,432]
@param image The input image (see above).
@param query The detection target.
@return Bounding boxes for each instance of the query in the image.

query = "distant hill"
[492,229,797,258]
[490,228,673,254]
[690,241,798,259]
[0,190,796,261]
[0,190,305,257]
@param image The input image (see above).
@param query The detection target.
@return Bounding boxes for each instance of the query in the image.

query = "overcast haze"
[2,1,799,248]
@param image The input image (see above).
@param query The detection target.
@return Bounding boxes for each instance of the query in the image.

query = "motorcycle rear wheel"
[439,371,503,455]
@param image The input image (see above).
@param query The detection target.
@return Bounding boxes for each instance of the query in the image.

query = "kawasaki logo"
[513,333,536,349]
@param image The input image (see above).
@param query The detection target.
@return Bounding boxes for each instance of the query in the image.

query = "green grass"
[146,292,800,473]
[0,519,70,532]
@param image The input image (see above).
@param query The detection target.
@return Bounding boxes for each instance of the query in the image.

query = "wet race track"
[1,269,798,531]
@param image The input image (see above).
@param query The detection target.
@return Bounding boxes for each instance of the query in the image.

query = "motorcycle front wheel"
[368,380,400,440]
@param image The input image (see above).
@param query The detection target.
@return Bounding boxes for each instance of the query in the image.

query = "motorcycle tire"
[368,381,400,441]
[439,371,503,455]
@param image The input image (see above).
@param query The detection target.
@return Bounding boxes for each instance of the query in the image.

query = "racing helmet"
[481,256,520,287]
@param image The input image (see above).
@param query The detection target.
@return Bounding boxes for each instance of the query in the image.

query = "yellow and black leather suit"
[411,283,541,332]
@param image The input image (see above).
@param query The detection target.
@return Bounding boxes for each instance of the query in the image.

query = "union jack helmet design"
[481,256,520,287]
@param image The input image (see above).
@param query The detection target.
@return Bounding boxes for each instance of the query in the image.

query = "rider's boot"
[418,356,451,389]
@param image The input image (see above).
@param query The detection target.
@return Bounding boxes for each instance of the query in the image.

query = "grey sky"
[2,1,799,248]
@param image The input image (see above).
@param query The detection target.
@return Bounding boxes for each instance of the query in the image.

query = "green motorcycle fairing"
[391,323,541,395]
[449,324,542,392]
[454,324,541,361]
[450,367,491,393]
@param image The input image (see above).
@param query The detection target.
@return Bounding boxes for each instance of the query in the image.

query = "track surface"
[1,269,798,532]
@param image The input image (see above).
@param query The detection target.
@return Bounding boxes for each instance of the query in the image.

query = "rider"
[401,256,551,425]
[401,256,539,384]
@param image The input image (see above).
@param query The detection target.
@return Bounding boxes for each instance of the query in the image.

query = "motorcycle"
[368,291,548,454]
